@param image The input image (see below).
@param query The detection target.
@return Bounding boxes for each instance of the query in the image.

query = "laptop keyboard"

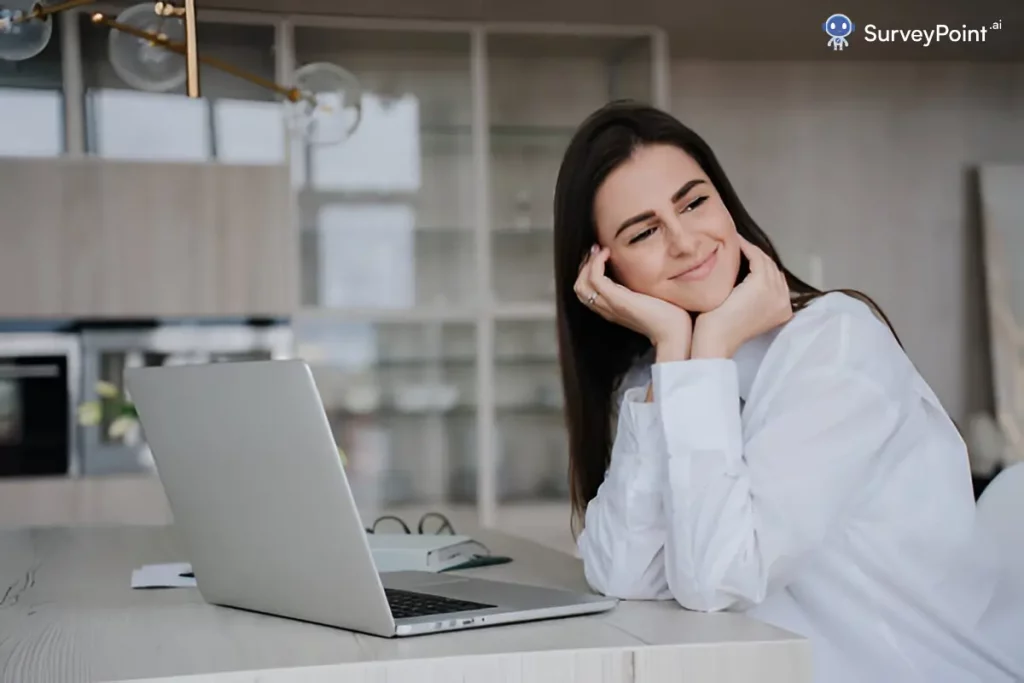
[385,587,495,619]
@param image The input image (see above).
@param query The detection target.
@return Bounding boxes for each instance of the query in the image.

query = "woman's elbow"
[587,568,666,600]
[667,586,739,613]
[579,537,668,600]
[663,562,752,613]
[578,538,626,597]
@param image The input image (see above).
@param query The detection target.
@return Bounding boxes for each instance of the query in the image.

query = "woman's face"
[592,143,742,313]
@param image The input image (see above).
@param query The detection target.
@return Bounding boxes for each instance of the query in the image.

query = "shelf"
[496,404,564,415]
[296,306,478,324]
[302,352,556,368]
[327,403,563,418]
[491,225,553,235]
[423,123,576,140]
[419,124,575,154]
[494,302,556,321]
[299,224,552,235]
[369,354,557,368]
[295,302,556,324]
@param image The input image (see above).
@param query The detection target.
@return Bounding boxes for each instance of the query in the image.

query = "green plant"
[77,381,139,440]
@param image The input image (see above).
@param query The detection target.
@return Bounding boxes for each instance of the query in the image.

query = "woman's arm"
[575,383,675,600]
[578,306,909,608]
[652,313,910,612]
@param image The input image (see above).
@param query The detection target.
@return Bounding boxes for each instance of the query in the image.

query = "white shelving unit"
[286,19,668,530]
[39,8,670,533]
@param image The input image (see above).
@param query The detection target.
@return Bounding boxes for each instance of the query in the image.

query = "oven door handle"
[0,365,62,379]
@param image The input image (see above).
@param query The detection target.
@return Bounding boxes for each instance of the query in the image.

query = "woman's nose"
[664,216,700,255]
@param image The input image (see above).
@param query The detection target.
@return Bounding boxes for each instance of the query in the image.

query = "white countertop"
[0,525,811,683]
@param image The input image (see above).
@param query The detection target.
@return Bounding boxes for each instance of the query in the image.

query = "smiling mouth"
[672,246,719,282]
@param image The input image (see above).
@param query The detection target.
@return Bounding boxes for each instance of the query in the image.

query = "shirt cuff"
[621,385,658,435]
[610,385,663,491]
[651,359,744,464]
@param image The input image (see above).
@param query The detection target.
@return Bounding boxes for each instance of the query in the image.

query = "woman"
[553,100,1024,682]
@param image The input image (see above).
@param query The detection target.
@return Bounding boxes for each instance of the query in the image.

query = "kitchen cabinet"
[0,157,297,318]
[4,9,667,532]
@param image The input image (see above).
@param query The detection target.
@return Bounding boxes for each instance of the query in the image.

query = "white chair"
[976,462,1024,578]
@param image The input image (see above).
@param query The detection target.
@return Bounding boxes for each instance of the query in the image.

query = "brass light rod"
[18,0,200,97]
[183,0,198,97]
[15,0,96,22]
[9,3,312,106]
[91,12,305,103]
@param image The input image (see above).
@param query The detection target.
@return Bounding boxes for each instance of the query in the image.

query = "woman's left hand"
[690,237,794,359]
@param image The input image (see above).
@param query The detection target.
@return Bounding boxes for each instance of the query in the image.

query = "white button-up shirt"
[577,292,1024,682]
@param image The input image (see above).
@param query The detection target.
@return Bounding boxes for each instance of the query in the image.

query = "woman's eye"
[681,196,708,213]
[628,226,657,245]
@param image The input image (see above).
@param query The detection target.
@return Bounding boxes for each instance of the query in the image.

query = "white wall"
[669,61,1024,424]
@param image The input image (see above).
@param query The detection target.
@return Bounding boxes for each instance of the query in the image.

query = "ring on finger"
[586,292,598,306]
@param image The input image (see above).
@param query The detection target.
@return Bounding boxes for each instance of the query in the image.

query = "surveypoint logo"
[823,13,855,50]
[823,13,1003,51]
[864,21,1000,46]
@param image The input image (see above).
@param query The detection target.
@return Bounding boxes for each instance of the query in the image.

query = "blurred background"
[0,0,1021,555]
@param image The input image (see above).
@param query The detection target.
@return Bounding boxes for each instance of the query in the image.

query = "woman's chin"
[667,287,731,314]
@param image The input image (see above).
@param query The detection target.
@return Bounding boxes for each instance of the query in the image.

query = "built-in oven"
[78,321,293,475]
[0,333,81,477]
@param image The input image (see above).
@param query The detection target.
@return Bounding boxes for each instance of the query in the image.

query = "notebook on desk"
[366,533,481,573]
[124,359,616,638]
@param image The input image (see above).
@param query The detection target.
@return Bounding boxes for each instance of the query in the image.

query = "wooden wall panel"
[0,158,297,318]
[978,164,1024,463]
[1,160,66,316]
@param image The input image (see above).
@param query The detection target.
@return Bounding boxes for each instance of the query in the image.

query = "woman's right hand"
[574,245,693,358]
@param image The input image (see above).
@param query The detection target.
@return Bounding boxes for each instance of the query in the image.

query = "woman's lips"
[672,246,719,282]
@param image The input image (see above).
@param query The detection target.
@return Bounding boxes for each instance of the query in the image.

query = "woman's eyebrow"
[614,179,707,237]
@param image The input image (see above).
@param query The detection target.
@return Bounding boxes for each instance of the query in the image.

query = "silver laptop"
[124,359,617,637]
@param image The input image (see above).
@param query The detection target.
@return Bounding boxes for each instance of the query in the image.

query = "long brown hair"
[553,100,898,535]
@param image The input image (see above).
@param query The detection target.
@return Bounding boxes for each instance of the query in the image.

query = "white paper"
[316,203,415,309]
[0,88,63,157]
[131,562,196,589]
[88,88,210,161]
[311,93,421,192]
[213,99,286,164]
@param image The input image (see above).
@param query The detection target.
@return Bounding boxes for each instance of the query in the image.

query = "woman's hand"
[574,245,693,360]
[690,237,793,359]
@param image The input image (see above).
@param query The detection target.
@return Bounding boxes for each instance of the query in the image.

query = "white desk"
[0,526,811,683]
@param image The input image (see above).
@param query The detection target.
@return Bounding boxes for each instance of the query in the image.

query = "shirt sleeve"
[576,384,674,600]
[653,347,907,612]
[577,307,911,611]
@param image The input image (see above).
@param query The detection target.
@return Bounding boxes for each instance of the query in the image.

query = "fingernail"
[591,244,599,254]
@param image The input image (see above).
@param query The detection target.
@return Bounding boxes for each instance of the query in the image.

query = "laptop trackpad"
[380,571,471,591]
